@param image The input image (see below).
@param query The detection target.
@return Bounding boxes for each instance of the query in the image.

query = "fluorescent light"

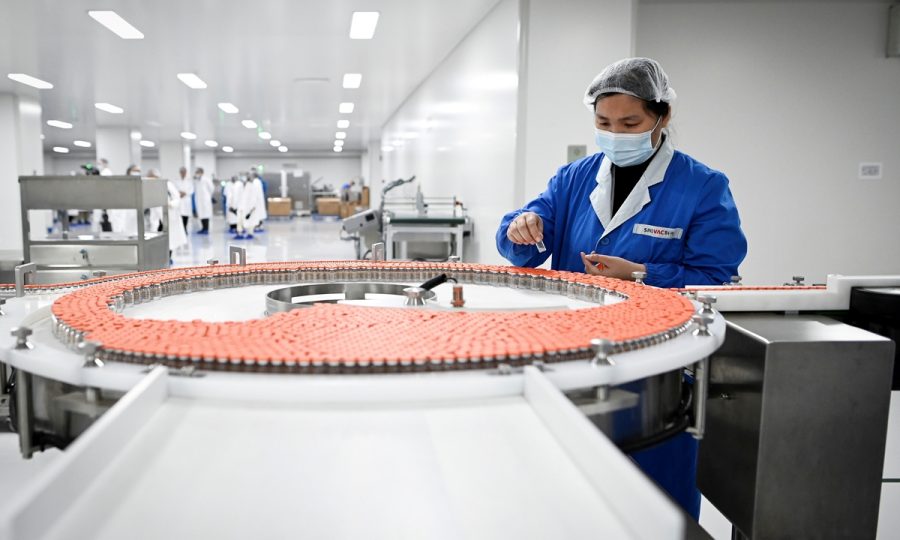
[339,102,355,114]
[95,102,123,114]
[335,132,347,140]
[180,131,197,140]
[333,146,343,153]
[269,140,281,147]
[381,145,394,152]
[73,140,92,148]
[46,120,72,129]
[88,11,144,39]
[217,102,239,114]
[7,73,53,89]
[258,131,272,140]
[334,140,345,147]
[139,140,155,148]
[337,119,350,129]
[278,146,288,153]
[204,140,218,148]
[349,12,379,39]
[176,73,207,89]
[342,73,362,89]
[52,146,69,153]
[130,131,142,141]
[222,146,234,153]
[241,119,257,129]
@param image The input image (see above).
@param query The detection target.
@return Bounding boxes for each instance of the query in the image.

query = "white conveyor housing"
[0,367,685,540]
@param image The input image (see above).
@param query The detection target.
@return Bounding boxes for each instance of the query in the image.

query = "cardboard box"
[361,186,370,207]
[316,197,341,216]
[267,197,292,217]
[339,202,361,219]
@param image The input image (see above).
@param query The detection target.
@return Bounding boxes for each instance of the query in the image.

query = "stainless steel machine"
[19,176,169,283]
[342,176,472,260]
[685,276,899,539]
[698,314,893,539]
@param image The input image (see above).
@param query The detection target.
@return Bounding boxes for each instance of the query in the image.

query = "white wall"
[216,156,361,190]
[381,0,519,263]
[517,0,635,204]
[193,150,217,179]
[637,0,900,284]
[0,94,43,254]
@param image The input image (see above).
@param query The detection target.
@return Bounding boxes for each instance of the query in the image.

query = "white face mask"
[594,115,663,167]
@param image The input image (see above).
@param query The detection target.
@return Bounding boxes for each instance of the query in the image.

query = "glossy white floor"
[170,213,357,267]
[1,214,898,539]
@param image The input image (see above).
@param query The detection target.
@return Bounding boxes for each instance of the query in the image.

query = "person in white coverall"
[172,166,194,234]
[249,168,267,232]
[107,164,142,236]
[92,158,113,233]
[235,175,264,239]
[145,169,187,260]
[224,176,242,233]
[193,167,214,235]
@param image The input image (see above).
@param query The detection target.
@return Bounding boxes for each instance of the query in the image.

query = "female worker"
[495,58,747,517]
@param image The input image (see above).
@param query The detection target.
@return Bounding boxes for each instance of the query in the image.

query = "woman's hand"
[507,212,543,245]
[580,252,647,281]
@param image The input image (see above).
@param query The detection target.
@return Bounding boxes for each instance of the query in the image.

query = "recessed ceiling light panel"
[88,10,144,39]
[7,73,53,89]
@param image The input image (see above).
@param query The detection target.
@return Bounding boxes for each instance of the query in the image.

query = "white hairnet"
[584,57,676,111]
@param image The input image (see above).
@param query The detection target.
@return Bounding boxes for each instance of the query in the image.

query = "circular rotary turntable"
[41,260,696,373]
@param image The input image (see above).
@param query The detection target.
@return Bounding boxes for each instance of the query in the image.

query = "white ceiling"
[0,0,498,155]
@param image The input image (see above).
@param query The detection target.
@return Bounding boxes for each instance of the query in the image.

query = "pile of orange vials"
[43,261,696,371]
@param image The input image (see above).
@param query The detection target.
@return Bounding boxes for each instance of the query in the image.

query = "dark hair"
[594,92,670,120]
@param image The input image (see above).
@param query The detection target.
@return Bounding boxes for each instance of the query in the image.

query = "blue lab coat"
[495,139,747,518]
[496,138,746,288]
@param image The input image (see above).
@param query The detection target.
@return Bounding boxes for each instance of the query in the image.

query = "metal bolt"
[595,385,610,401]
[11,327,33,350]
[792,275,805,286]
[448,255,461,263]
[631,271,647,285]
[697,295,717,317]
[207,259,219,265]
[92,270,108,278]
[78,341,104,368]
[692,313,714,337]
[590,338,616,367]
[729,275,742,286]
[496,363,513,376]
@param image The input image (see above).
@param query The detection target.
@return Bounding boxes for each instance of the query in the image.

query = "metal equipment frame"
[19,176,169,281]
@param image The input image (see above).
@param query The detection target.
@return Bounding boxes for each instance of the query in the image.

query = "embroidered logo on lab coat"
[633,224,683,240]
